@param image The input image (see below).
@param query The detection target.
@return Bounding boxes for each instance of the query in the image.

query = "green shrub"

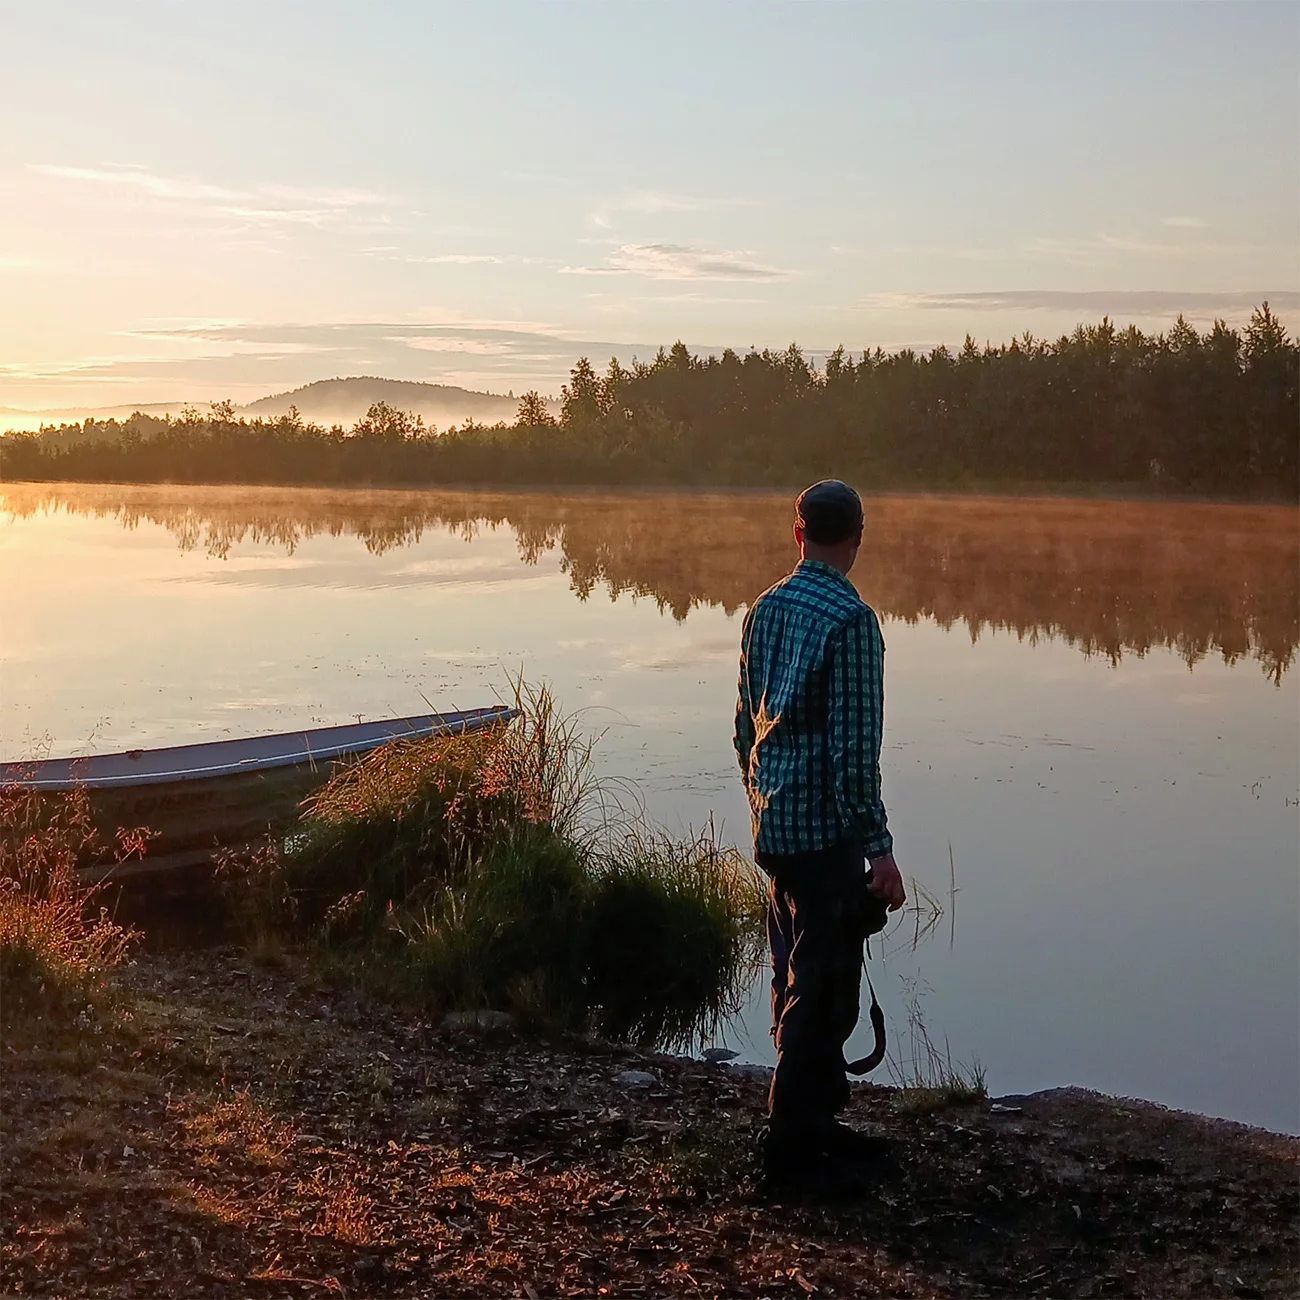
[223,682,765,1051]
[398,825,590,1015]
[281,727,507,935]
[583,829,766,1048]
[393,823,766,1048]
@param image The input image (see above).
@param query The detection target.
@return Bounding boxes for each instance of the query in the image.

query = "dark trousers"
[757,840,864,1136]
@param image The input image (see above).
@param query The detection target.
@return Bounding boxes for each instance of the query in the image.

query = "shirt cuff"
[863,828,894,860]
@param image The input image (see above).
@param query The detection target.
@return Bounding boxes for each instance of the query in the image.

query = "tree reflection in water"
[5,483,1295,683]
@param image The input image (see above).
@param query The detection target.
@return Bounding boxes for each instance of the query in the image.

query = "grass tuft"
[887,974,988,1114]
[396,823,591,1016]
[584,825,766,1048]
[0,785,137,1026]
[658,1121,756,1197]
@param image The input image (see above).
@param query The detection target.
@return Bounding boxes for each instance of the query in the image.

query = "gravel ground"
[3,948,1296,1298]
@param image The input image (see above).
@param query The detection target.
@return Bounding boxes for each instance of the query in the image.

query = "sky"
[1,0,1297,414]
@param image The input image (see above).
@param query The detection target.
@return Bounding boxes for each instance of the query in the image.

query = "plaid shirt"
[734,559,893,859]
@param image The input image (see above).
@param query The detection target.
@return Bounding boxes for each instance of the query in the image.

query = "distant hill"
[0,378,557,436]
[239,377,553,429]
[0,401,186,434]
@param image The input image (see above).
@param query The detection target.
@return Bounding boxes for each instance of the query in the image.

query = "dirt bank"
[2,949,1295,1297]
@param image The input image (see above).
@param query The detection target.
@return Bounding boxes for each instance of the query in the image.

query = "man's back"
[734,558,892,860]
[736,479,905,1192]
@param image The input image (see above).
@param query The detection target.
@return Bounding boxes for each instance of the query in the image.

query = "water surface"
[3,483,1296,1132]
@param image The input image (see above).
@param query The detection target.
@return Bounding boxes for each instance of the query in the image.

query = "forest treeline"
[5,483,1295,681]
[2,306,1296,498]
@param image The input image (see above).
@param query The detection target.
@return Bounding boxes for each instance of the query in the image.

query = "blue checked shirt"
[734,559,893,859]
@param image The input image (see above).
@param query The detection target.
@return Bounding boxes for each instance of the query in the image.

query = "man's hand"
[866,851,906,911]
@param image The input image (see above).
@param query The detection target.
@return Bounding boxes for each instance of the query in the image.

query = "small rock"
[616,1069,659,1088]
[442,1010,514,1032]
[702,1047,740,1063]
[720,1062,771,1080]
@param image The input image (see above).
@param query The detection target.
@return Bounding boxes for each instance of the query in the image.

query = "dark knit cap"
[794,479,863,545]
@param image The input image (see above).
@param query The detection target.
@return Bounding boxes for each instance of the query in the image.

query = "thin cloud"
[386,335,515,355]
[363,249,559,267]
[1161,216,1208,229]
[404,310,568,333]
[855,290,1299,316]
[0,356,123,381]
[220,206,342,227]
[128,321,570,348]
[32,163,391,230]
[1024,231,1236,263]
[260,184,386,209]
[639,292,764,304]
[863,243,1001,264]
[55,319,661,398]
[408,254,506,265]
[591,190,743,229]
[562,243,793,282]
[585,291,765,316]
[34,164,240,202]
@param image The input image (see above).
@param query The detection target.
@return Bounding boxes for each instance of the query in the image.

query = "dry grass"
[300,1168,378,1244]
[0,785,138,1024]
[253,685,584,939]
[407,1090,464,1128]
[186,1089,295,1166]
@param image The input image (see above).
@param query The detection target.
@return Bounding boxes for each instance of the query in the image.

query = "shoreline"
[5,946,1295,1297]
[3,474,1298,509]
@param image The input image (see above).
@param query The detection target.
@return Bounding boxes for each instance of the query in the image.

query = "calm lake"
[3,482,1297,1134]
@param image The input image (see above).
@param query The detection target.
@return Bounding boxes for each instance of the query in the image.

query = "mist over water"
[3,483,1296,1133]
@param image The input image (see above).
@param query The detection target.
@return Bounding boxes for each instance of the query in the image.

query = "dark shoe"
[756,1127,877,1201]
[813,1120,893,1164]
[756,1124,807,1179]
[757,1150,874,1201]
[756,1124,819,1186]
[798,1153,877,1201]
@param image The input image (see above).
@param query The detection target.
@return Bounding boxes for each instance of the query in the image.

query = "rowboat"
[0,706,516,880]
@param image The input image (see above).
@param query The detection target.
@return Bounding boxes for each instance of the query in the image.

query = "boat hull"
[0,706,515,880]
[84,761,330,879]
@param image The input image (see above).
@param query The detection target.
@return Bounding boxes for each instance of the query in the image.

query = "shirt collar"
[796,558,856,591]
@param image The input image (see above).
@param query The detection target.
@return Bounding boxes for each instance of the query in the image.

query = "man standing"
[734,479,906,1189]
